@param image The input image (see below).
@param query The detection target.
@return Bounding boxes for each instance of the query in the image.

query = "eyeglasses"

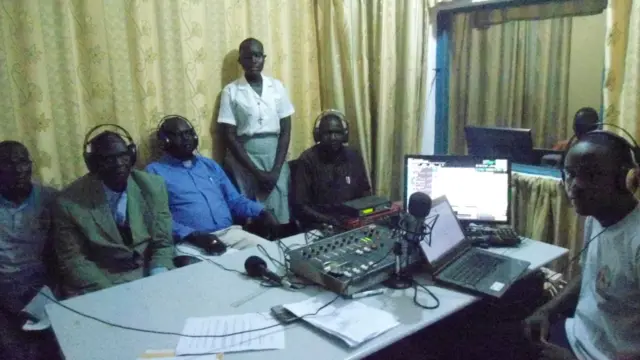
[97,153,131,167]
[0,160,32,173]
[563,166,627,183]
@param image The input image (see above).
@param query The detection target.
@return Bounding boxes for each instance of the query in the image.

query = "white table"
[47,234,567,360]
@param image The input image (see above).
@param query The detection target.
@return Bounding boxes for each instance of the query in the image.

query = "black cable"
[36,288,341,338]
[36,234,341,338]
[412,280,441,310]
[403,238,441,310]
[542,225,608,284]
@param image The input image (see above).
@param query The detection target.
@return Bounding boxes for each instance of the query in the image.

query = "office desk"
[47,234,567,360]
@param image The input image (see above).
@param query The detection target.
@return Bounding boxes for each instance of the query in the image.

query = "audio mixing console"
[287,224,422,295]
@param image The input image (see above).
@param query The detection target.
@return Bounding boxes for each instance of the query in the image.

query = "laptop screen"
[419,196,467,265]
[404,155,510,224]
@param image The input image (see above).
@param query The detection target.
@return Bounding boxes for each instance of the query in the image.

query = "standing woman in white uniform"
[217,38,294,225]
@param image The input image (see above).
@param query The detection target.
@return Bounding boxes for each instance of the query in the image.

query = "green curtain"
[448,13,572,154]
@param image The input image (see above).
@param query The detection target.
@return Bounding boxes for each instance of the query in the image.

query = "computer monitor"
[404,155,511,224]
[464,126,535,164]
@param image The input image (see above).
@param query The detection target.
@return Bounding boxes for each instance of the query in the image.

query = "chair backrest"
[288,159,300,215]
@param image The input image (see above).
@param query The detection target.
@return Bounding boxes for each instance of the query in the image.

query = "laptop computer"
[419,195,530,298]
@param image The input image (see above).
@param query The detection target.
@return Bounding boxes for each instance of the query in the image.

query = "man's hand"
[184,232,222,254]
[537,342,576,360]
[523,309,551,342]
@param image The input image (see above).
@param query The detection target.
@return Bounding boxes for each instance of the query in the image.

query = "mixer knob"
[343,271,352,277]
[360,264,368,270]
[368,261,374,266]
[363,247,371,252]
[352,268,361,274]
[355,250,363,255]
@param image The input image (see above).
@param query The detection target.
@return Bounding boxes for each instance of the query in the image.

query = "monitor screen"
[404,156,510,223]
[419,196,467,264]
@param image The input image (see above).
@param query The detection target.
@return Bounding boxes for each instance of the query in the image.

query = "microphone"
[244,256,292,288]
[405,192,432,243]
[384,192,433,290]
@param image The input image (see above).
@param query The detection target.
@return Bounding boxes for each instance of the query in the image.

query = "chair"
[284,159,302,236]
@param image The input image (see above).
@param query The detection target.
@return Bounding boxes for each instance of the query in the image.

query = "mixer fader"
[287,224,419,295]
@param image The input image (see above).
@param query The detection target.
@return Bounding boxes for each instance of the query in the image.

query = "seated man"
[0,141,59,360]
[293,110,371,229]
[522,131,640,360]
[552,107,599,151]
[146,115,277,252]
[52,130,174,298]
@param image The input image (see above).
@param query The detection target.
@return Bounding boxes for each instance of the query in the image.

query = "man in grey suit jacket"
[52,129,174,298]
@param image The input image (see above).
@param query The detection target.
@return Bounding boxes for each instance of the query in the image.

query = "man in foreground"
[0,141,59,360]
[52,130,174,297]
[146,115,277,252]
[524,130,640,359]
[293,110,371,230]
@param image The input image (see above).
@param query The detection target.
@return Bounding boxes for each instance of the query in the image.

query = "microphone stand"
[384,213,440,290]
[383,239,413,289]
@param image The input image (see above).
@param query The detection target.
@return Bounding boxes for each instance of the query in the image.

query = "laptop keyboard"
[447,253,505,285]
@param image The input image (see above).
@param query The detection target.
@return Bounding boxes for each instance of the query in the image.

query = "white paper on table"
[283,292,400,347]
[175,313,285,356]
[137,349,222,359]
[21,285,56,331]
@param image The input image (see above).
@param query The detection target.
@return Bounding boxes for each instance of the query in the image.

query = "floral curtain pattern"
[603,0,640,140]
[0,0,321,187]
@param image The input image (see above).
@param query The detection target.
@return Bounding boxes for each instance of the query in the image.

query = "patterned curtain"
[448,13,573,153]
[0,0,321,187]
[603,0,640,139]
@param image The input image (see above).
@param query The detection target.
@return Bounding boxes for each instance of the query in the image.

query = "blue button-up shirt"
[101,183,166,275]
[146,155,264,239]
[102,184,128,226]
[0,184,55,281]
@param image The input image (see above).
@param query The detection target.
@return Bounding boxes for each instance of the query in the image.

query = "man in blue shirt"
[52,129,174,297]
[0,141,59,360]
[146,115,277,251]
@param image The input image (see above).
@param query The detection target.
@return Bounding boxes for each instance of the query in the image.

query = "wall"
[566,12,606,128]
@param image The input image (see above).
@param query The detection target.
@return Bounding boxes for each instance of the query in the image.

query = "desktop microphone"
[405,192,432,243]
[244,256,292,288]
[384,192,433,290]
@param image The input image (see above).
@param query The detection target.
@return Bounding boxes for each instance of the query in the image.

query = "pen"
[348,289,386,299]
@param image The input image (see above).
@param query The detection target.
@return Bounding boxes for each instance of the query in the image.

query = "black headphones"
[83,124,137,173]
[156,115,199,150]
[561,122,640,191]
[313,109,349,143]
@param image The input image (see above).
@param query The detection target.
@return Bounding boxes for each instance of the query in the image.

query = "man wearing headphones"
[146,115,276,252]
[521,130,640,360]
[51,129,174,298]
[218,38,294,226]
[0,141,59,360]
[552,107,600,151]
[293,110,371,229]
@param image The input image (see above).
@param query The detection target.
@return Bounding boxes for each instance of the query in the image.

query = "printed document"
[175,313,284,356]
[283,293,399,347]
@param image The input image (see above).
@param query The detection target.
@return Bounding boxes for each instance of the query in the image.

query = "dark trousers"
[0,309,61,360]
[548,318,574,354]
